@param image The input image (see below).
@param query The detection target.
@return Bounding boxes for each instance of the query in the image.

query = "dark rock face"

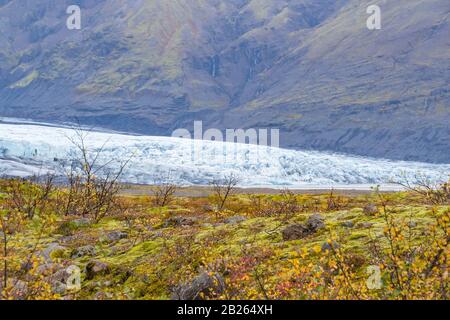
[172,272,225,300]
[0,1,449,163]
[282,214,326,241]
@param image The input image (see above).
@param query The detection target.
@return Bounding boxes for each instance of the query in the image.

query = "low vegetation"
[0,175,448,300]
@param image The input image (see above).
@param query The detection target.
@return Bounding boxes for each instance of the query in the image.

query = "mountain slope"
[0,0,449,162]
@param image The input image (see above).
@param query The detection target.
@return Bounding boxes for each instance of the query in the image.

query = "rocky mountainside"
[0,0,449,162]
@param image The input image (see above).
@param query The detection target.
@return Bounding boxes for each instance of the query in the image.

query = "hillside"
[0,0,449,162]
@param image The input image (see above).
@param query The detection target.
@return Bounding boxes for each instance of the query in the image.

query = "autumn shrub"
[151,174,178,207]
[0,201,58,300]
[325,189,349,211]
[209,174,239,215]
[1,175,55,219]
[398,176,450,205]
[248,189,299,220]
[55,128,131,223]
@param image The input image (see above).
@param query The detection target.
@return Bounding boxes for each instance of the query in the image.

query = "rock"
[322,241,341,252]
[71,245,96,258]
[50,268,71,283]
[0,278,29,299]
[10,279,28,300]
[282,214,326,241]
[172,272,225,300]
[356,222,374,229]
[52,281,67,295]
[42,266,74,296]
[282,224,310,241]
[106,231,128,242]
[363,204,378,215]
[36,263,57,276]
[86,260,110,280]
[224,216,246,224]
[41,243,67,262]
[305,214,326,231]
[59,235,76,244]
[341,221,354,228]
[43,265,81,295]
[164,216,197,227]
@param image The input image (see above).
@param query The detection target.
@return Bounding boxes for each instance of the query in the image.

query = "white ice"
[0,122,449,189]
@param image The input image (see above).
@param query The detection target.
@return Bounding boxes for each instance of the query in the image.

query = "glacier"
[0,122,449,189]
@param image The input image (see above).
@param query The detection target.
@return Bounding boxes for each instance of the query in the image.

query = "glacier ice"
[0,122,449,189]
